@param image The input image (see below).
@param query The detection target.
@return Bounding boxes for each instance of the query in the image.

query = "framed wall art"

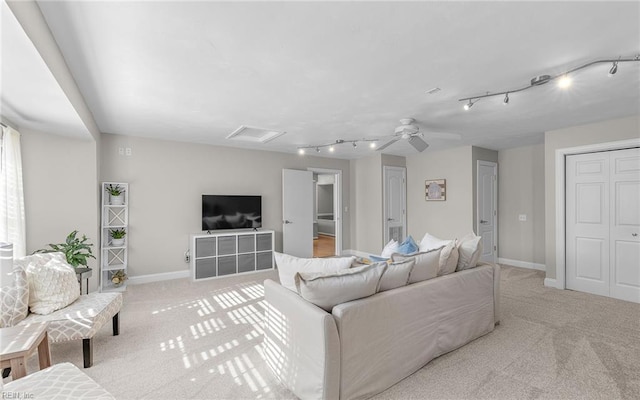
[425,179,446,201]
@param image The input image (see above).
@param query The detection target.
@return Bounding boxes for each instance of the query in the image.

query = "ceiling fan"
[376,118,461,152]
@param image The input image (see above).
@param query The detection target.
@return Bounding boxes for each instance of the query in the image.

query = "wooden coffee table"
[0,322,51,380]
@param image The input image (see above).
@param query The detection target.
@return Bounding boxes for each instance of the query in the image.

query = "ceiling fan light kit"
[459,55,640,110]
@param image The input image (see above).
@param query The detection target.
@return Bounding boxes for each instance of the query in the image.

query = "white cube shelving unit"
[190,230,274,281]
[101,182,129,292]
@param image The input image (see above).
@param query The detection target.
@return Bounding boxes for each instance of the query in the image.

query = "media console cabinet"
[190,230,275,281]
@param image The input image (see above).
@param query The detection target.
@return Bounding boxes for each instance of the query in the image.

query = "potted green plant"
[110,228,126,247]
[106,184,125,205]
[34,230,96,268]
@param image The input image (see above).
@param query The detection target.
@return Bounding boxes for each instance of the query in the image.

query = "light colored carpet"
[17,265,640,399]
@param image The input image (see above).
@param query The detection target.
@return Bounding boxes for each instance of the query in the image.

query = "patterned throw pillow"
[0,264,29,327]
[22,253,80,315]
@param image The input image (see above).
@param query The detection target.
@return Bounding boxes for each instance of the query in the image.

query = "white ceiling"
[5,1,640,158]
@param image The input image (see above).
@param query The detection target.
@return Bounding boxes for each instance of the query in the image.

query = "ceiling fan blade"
[423,131,462,140]
[376,137,400,151]
[409,136,429,152]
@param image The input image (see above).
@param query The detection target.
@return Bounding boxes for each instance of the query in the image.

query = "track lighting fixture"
[459,54,640,109]
[298,138,379,155]
[557,74,572,89]
[463,100,474,111]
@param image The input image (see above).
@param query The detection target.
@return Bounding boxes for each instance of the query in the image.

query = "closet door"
[566,152,610,297]
[609,148,640,303]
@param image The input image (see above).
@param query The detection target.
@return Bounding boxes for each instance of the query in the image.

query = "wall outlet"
[519,214,527,222]
[184,250,190,263]
[118,147,124,156]
[125,147,132,156]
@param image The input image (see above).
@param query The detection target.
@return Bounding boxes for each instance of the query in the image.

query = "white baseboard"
[498,257,546,271]
[128,269,190,285]
[543,278,559,288]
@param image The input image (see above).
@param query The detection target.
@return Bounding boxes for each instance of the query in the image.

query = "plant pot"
[111,238,125,247]
[110,194,124,205]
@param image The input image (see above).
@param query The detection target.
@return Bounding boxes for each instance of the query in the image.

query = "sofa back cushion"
[457,234,483,271]
[438,240,460,276]
[378,259,415,292]
[0,264,29,327]
[19,252,80,315]
[393,248,441,284]
[274,252,355,292]
[294,263,386,311]
[418,233,452,252]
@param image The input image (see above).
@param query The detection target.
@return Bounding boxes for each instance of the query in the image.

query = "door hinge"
[494,210,497,216]
[494,245,497,251]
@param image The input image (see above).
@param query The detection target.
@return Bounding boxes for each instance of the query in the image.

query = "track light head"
[557,75,572,89]
[328,146,335,153]
[464,100,474,111]
[352,142,357,148]
[315,147,320,153]
[608,62,618,76]
[298,148,305,155]
[503,93,509,105]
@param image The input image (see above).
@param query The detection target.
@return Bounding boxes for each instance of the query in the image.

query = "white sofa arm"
[263,279,340,400]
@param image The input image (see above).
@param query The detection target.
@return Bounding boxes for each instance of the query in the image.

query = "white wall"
[498,144,545,265]
[349,154,383,254]
[100,134,351,277]
[406,146,473,240]
[544,115,640,279]
[20,128,101,290]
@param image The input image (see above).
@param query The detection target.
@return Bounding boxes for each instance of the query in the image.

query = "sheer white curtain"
[0,125,26,258]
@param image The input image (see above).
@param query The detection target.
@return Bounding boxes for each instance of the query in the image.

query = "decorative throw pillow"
[438,240,459,276]
[396,235,419,255]
[0,264,29,328]
[380,239,400,258]
[274,252,355,292]
[294,262,386,311]
[457,233,483,271]
[25,253,80,315]
[378,259,415,292]
[419,233,452,252]
[393,247,443,284]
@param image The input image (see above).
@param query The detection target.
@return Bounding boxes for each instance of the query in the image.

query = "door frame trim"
[476,160,498,264]
[308,167,342,255]
[554,138,640,290]
[382,166,407,246]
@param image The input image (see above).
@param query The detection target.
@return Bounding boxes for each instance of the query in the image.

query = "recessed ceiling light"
[298,148,305,155]
[369,142,377,149]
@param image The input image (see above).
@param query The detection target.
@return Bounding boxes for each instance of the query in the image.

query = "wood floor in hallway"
[313,234,335,258]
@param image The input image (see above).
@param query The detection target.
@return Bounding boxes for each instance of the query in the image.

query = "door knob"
[633,233,638,237]
[283,220,292,224]
[480,220,488,224]
[387,218,393,221]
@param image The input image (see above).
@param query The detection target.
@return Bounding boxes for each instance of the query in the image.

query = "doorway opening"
[309,168,342,257]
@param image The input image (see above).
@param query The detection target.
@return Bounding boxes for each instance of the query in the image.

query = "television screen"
[202,195,262,230]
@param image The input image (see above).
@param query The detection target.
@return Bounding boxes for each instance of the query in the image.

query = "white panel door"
[477,161,497,264]
[282,169,313,257]
[383,166,406,245]
[566,152,610,297]
[609,148,640,303]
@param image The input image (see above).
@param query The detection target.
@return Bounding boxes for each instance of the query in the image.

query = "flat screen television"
[202,195,262,231]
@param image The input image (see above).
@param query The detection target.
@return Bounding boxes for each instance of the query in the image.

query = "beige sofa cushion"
[393,248,441,284]
[378,259,415,292]
[274,252,355,292]
[457,233,483,271]
[295,263,386,311]
[418,233,452,252]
